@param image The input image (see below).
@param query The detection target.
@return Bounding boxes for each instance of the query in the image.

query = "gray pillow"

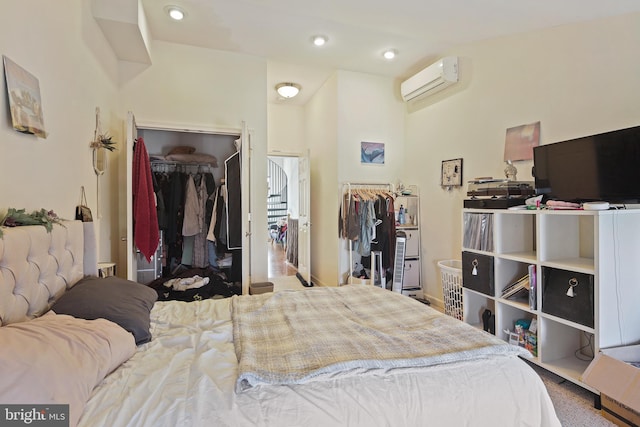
[51,276,157,345]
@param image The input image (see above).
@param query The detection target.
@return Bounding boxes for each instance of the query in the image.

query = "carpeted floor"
[528,362,615,426]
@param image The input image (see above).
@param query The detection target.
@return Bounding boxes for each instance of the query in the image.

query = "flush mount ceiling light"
[165,5,186,20]
[383,49,397,60]
[312,35,328,47]
[275,83,301,98]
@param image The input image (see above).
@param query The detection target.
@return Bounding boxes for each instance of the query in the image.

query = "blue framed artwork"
[361,141,384,164]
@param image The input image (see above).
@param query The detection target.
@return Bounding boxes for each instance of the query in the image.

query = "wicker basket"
[438,260,463,320]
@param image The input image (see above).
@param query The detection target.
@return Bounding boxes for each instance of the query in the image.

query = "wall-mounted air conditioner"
[400,56,458,102]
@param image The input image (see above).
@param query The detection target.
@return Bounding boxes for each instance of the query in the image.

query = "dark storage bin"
[249,282,274,295]
[462,251,494,296]
[542,267,594,328]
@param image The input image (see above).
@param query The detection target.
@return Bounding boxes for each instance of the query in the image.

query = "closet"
[124,113,250,289]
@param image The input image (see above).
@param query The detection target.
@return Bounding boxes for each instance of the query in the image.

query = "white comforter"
[79,296,560,427]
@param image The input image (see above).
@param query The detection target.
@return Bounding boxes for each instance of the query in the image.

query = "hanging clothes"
[339,186,396,271]
[166,171,186,271]
[225,151,242,249]
[369,195,396,269]
[182,175,201,237]
[192,176,210,268]
[133,137,160,262]
[151,164,218,275]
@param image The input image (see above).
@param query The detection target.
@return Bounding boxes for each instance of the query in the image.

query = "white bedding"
[79,297,561,427]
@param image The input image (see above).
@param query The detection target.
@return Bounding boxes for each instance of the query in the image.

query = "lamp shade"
[276,83,301,98]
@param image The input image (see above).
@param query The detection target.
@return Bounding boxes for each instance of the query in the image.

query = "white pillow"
[0,312,136,427]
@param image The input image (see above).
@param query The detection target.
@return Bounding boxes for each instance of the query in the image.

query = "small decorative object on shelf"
[504,160,518,180]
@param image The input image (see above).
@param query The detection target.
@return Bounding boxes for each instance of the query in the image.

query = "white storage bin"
[438,260,463,320]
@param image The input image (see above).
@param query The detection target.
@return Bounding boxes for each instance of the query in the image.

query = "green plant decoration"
[0,208,65,238]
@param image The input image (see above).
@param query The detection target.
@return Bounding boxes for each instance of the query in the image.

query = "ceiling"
[140,0,640,105]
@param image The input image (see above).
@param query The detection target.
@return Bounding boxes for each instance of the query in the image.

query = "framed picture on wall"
[441,158,463,187]
[3,55,47,138]
[504,121,540,162]
[361,141,385,164]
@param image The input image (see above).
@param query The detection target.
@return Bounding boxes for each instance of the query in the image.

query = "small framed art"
[3,55,47,138]
[361,141,385,164]
[441,158,463,187]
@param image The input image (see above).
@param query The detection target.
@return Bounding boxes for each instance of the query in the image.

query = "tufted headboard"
[0,221,88,326]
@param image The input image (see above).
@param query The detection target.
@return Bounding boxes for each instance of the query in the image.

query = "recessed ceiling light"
[165,6,186,21]
[383,49,397,60]
[312,35,328,47]
[275,83,301,99]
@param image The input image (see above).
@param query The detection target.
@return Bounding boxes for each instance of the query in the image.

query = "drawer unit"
[404,229,420,258]
[403,259,420,289]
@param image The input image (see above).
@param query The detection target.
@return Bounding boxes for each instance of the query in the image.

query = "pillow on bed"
[0,312,136,427]
[51,276,157,345]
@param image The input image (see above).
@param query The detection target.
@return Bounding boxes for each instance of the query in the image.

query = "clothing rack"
[150,160,215,174]
[340,182,394,286]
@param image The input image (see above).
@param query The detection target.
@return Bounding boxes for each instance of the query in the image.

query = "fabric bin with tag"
[541,267,594,328]
[462,251,494,296]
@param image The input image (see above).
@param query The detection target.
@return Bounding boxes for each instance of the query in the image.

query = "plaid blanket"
[231,284,527,392]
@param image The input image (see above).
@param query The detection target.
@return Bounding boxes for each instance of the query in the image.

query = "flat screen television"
[533,125,640,204]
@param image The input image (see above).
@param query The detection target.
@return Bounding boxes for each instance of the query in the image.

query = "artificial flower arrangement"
[90,134,117,151]
[0,208,64,238]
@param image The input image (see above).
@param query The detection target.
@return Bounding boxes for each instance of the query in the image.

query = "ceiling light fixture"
[312,35,328,47]
[165,6,186,21]
[276,83,301,99]
[383,49,397,60]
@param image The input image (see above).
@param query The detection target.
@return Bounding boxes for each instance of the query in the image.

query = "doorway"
[267,154,311,288]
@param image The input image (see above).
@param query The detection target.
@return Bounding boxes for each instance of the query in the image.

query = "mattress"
[79,297,561,427]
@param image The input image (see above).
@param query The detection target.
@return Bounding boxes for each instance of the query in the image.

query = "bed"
[0,222,561,427]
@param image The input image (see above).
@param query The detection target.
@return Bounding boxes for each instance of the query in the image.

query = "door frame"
[124,114,252,289]
[266,151,311,284]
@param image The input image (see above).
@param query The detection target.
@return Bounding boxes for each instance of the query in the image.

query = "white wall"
[0,0,121,263]
[267,104,306,219]
[404,12,640,305]
[302,70,405,286]
[337,71,405,184]
[268,104,306,154]
[281,157,300,219]
[117,40,269,283]
[335,71,406,284]
[305,74,339,286]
